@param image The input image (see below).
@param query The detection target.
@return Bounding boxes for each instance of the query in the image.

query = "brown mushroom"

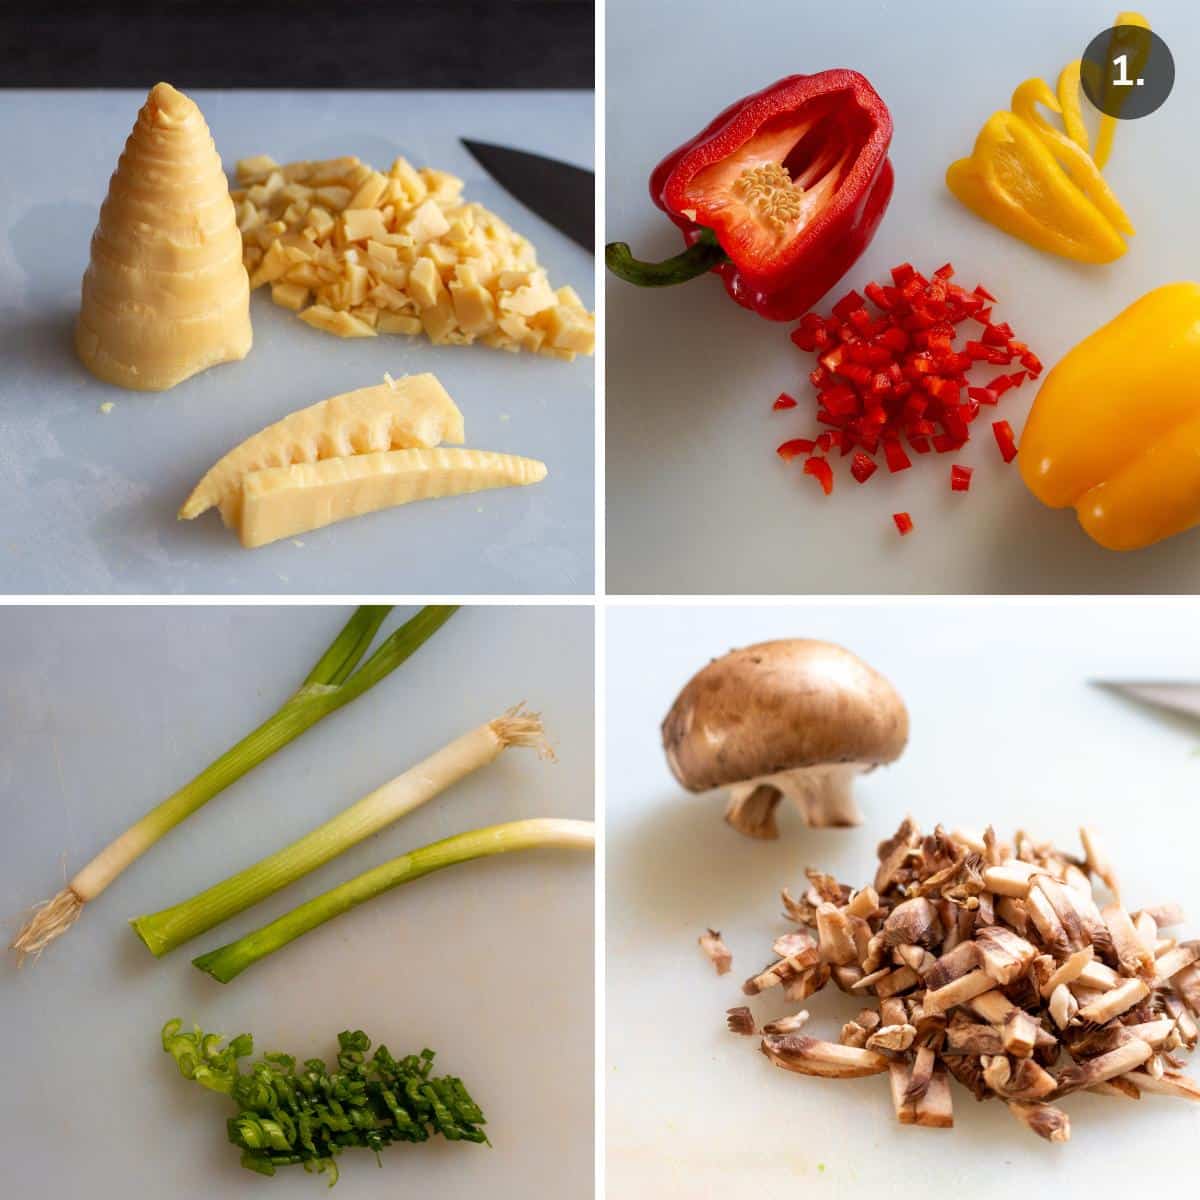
[661,640,908,837]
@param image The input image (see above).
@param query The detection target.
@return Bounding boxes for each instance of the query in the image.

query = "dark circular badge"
[1081,24,1174,119]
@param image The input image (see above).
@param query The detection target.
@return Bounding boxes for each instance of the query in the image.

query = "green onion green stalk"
[10,605,457,964]
[192,817,595,983]
[131,707,549,957]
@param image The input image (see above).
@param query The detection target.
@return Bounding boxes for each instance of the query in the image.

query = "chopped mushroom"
[661,640,909,836]
[699,928,732,975]
[760,1035,890,1079]
[707,819,1200,1144]
[1008,1101,1071,1143]
[762,1009,810,1035]
[726,1006,757,1036]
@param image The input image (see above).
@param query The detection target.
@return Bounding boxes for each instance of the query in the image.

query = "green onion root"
[192,818,594,983]
[9,605,456,965]
[131,706,551,957]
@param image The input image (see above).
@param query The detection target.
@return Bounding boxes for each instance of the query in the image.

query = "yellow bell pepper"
[1019,283,1200,551]
[946,101,1132,264]
[947,11,1147,263]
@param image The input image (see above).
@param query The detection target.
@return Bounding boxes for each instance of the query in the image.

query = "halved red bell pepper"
[607,71,895,321]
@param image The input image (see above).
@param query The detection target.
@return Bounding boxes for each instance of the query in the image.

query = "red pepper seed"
[893,511,914,535]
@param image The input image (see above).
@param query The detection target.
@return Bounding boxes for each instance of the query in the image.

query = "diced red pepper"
[893,511,914,535]
[1019,350,1043,376]
[803,456,834,495]
[777,438,815,461]
[773,392,799,410]
[778,263,1037,516]
[864,280,892,310]
[992,420,1018,463]
[883,438,912,473]
[850,452,877,483]
[832,290,866,322]
[967,386,998,406]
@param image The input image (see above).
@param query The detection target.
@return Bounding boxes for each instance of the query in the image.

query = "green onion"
[10,605,457,963]
[192,818,595,983]
[131,707,549,957]
[162,1020,487,1183]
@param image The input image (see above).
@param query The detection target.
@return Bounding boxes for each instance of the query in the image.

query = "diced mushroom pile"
[717,818,1200,1142]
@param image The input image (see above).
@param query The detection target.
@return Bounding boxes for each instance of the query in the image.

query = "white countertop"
[0,89,594,594]
[0,604,594,1196]
[607,600,1200,1194]
[606,0,1200,593]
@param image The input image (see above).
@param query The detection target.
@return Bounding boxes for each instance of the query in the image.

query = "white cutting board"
[0,605,593,1196]
[607,602,1200,1195]
[0,90,594,594]
[606,0,1200,594]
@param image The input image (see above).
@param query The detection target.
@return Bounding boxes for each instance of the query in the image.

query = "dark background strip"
[1,0,594,89]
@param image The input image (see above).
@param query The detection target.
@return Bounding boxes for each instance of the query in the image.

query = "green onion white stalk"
[10,605,457,964]
[192,818,595,983]
[131,707,550,957]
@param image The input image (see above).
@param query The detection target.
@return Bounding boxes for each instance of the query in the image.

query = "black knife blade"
[461,139,594,254]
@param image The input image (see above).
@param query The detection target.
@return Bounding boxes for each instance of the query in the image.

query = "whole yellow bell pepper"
[1020,283,1200,550]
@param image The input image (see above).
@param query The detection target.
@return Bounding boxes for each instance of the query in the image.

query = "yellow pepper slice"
[1057,60,1090,154]
[1094,12,1152,169]
[1020,283,1200,550]
[1009,78,1133,236]
[945,110,1128,263]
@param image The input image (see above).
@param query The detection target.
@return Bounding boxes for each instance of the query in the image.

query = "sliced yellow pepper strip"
[946,111,1127,263]
[1057,60,1089,154]
[1010,77,1133,236]
[1095,12,1151,169]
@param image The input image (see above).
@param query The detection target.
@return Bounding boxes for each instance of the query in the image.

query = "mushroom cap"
[661,639,909,793]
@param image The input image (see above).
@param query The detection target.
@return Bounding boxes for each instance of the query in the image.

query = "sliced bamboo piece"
[236,448,547,547]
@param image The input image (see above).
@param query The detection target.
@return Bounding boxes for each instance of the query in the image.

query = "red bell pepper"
[606,71,895,321]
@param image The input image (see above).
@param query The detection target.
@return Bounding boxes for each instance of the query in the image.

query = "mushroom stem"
[726,764,867,837]
[724,783,783,839]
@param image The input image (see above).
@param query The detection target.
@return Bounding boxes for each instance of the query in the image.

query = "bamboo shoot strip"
[10,605,457,964]
[132,707,551,956]
[192,818,595,983]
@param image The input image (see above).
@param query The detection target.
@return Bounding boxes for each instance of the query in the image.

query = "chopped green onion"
[162,1021,487,1182]
[10,605,457,963]
[192,818,595,983]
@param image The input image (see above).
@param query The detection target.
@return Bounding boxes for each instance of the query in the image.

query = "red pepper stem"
[605,228,729,287]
